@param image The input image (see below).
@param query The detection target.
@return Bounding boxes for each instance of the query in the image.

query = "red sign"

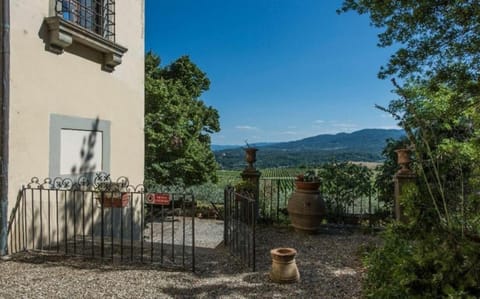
[147,193,170,205]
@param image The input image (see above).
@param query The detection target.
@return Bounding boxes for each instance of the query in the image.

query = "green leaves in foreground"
[364,225,480,298]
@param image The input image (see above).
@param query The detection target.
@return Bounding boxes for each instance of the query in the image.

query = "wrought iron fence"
[259,177,295,223]
[224,186,256,271]
[259,177,391,225]
[7,173,196,271]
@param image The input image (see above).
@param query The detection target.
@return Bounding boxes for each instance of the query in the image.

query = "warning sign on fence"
[146,193,171,205]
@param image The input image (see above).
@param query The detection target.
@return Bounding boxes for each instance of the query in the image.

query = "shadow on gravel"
[160,283,262,298]
[7,244,245,275]
[6,225,378,298]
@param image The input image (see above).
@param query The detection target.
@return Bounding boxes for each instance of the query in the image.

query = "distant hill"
[214,128,404,169]
[211,142,277,151]
[211,144,242,151]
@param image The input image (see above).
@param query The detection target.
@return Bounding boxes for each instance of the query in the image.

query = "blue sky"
[145,0,400,145]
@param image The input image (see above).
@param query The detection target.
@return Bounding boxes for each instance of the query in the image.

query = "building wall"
[8,0,145,243]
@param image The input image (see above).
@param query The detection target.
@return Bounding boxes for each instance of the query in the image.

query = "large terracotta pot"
[294,181,321,191]
[287,181,326,234]
[270,248,300,283]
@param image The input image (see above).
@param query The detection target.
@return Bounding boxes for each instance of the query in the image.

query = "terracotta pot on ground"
[270,248,300,283]
[287,181,326,234]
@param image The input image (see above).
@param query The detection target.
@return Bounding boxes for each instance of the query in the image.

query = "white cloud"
[377,125,401,130]
[287,126,297,129]
[311,120,360,133]
[331,123,358,128]
[235,125,258,130]
[280,131,298,135]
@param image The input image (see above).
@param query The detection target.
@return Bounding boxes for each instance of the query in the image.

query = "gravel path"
[0,225,377,298]
[145,217,224,248]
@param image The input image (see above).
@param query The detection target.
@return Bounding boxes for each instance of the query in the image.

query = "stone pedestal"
[394,170,416,223]
[241,169,261,200]
[394,148,416,223]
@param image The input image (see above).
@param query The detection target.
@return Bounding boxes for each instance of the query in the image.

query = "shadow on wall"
[8,117,141,254]
[67,117,142,242]
[70,117,100,177]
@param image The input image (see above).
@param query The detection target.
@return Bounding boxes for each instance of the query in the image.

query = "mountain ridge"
[213,128,404,169]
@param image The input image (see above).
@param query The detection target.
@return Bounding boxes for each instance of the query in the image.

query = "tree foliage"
[341,1,480,296]
[319,161,373,215]
[145,52,220,186]
[384,82,480,232]
[339,0,480,87]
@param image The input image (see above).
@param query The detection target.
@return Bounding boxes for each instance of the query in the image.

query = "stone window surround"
[44,1,127,72]
[49,114,111,179]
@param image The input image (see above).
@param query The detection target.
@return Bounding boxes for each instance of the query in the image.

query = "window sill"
[44,16,128,72]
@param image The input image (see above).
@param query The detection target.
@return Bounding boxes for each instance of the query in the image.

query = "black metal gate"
[224,186,256,271]
[7,173,196,271]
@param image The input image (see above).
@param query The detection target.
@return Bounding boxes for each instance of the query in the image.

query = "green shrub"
[188,182,224,204]
[363,224,480,298]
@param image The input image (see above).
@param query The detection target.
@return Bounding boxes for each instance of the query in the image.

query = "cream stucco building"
[0,0,145,255]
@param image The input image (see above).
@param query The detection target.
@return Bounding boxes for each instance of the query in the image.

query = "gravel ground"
[0,224,378,298]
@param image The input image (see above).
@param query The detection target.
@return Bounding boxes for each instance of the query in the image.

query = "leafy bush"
[364,224,480,298]
[188,182,224,204]
[364,148,480,297]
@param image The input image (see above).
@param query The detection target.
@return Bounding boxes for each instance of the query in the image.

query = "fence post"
[223,187,228,246]
[0,199,7,256]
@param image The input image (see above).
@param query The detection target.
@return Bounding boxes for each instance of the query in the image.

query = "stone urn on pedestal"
[239,146,261,217]
[240,147,260,190]
[287,171,326,234]
[244,147,258,170]
[394,148,415,222]
[395,148,412,174]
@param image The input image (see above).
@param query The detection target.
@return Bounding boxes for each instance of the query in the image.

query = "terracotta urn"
[287,181,326,234]
[244,147,258,168]
[270,248,300,283]
[294,180,321,191]
[395,148,411,173]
